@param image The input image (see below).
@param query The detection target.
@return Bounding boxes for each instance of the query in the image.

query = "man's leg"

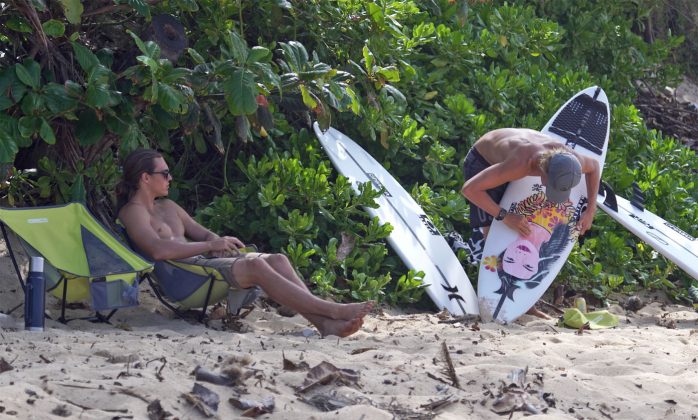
[257,253,311,291]
[231,256,372,335]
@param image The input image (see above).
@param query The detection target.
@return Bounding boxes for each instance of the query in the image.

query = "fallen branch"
[441,341,461,389]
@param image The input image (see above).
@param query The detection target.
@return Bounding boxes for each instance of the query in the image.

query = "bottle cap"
[30,256,44,272]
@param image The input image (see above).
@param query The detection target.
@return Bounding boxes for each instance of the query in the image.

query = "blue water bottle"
[24,256,46,332]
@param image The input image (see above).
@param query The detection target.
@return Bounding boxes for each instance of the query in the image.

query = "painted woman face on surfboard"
[502,223,552,279]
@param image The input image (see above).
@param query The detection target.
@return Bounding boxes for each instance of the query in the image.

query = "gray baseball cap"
[546,153,582,203]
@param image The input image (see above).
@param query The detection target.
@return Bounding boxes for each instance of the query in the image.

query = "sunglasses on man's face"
[150,170,171,179]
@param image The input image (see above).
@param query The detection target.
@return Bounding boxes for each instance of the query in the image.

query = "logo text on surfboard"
[419,215,441,235]
[441,284,465,303]
[366,173,392,197]
[663,221,695,241]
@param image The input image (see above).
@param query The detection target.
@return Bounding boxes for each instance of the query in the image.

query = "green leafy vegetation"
[1,0,696,307]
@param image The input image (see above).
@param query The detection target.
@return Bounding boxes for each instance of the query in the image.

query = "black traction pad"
[548,91,608,155]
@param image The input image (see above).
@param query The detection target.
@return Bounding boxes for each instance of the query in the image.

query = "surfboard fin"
[630,182,645,211]
[599,181,618,212]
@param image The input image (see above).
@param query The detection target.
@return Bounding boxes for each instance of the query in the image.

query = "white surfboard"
[478,86,611,323]
[598,182,698,280]
[313,122,479,316]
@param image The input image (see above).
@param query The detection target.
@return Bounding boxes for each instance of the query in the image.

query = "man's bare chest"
[150,206,185,240]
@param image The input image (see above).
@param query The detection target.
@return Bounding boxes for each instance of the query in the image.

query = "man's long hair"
[538,147,573,173]
[115,149,162,214]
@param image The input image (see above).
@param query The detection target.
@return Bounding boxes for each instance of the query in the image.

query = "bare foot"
[332,301,375,320]
[314,317,364,338]
[526,306,552,320]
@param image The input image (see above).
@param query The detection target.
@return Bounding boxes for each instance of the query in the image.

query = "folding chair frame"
[1,221,124,324]
[143,269,218,323]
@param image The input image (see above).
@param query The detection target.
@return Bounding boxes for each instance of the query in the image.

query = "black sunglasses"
[149,170,171,179]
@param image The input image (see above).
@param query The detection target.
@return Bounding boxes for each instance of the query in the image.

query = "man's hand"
[502,213,530,236]
[576,205,596,236]
[208,236,245,257]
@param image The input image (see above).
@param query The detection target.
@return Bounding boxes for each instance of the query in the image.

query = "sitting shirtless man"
[117,148,373,337]
[461,128,601,319]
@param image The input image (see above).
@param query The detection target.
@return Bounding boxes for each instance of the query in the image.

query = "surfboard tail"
[492,293,506,321]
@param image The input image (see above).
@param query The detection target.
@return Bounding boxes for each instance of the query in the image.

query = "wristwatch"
[495,208,507,221]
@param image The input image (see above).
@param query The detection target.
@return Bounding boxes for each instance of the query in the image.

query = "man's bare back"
[474,128,566,170]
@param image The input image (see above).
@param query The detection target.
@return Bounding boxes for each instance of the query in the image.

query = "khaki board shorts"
[176,253,261,289]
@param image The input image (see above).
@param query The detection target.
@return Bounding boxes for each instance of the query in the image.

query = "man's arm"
[175,204,219,242]
[577,155,600,235]
[120,203,241,261]
[461,157,532,235]
[173,202,247,257]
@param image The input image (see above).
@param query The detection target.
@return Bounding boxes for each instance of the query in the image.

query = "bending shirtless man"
[461,129,600,320]
[461,128,600,237]
[117,149,373,337]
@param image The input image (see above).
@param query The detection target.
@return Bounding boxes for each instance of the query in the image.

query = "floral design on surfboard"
[486,189,581,320]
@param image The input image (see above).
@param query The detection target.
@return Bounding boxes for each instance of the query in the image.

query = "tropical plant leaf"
[128,31,160,58]
[85,84,112,108]
[235,115,251,143]
[161,68,192,84]
[71,42,100,72]
[226,31,249,64]
[75,109,105,145]
[96,48,114,68]
[0,114,20,163]
[187,48,206,65]
[279,41,309,72]
[299,85,317,109]
[224,70,257,116]
[20,92,44,116]
[122,125,147,151]
[367,3,384,26]
[0,96,12,111]
[6,16,32,33]
[0,130,18,163]
[0,68,26,104]
[128,0,151,18]
[39,118,56,144]
[362,45,374,74]
[64,80,83,97]
[15,62,39,89]
[44,82,78,113]
[250,62,281,93]
[247,46,271,64]
[60,0,84,24]
[175,0,199,12]
[18,116,40,138]
[42,19,65,37]
[158,84,188,114]
[31,0,47,12]
[381,84,406,106]
[376,66,400,83]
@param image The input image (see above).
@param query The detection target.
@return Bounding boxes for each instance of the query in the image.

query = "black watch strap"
[495,208,507,221]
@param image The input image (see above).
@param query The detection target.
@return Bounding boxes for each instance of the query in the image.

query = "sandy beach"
[1,240,697,420]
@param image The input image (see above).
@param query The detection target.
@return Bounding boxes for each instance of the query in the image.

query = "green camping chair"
[116,224,261,322]
[0,203,153,323]
[145,257,261,322]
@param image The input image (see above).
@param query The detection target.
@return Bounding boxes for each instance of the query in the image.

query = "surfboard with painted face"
[478,86,611,323]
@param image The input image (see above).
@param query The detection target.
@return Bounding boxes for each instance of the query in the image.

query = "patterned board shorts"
[176,252,262,288]
[462,147,509,228]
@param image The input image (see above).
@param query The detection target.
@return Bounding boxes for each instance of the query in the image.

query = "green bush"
[1,0,696,306]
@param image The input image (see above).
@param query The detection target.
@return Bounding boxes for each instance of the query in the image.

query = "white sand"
[1,240,697,419]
